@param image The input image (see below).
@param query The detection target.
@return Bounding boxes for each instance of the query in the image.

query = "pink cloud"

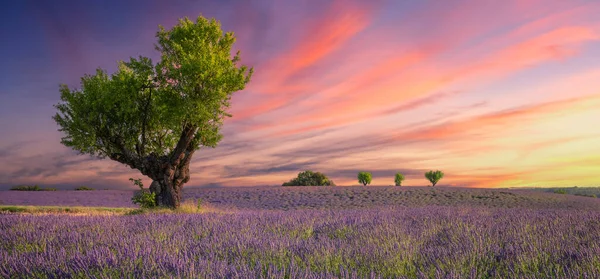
[394,94,600,141]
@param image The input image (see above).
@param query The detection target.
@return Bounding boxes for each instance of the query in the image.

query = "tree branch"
[138,85,153,157]
[106,135,143,171]
[169,124,197,167]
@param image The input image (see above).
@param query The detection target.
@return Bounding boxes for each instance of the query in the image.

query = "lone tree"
[425,170,444,187]
[394,172,405,186]
[53,16,253,208]
[358,172,372,186]
[282,170,335,186]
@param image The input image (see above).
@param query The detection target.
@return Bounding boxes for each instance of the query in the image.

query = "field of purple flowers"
[2,207,600,278]
[3,186,600,210]
[2,187,600,278]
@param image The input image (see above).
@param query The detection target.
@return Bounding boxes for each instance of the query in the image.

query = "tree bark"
[148,169,181,208]
[147,151,193,208]
[112,124,197,208]
[151,178,183,208]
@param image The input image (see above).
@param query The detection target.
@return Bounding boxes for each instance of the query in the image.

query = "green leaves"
[282,171,335,186]
[53,14,253,171]
[130,178,156,208]
[425,170,444,186]
[357,172,372,186]
[394,173,405,186]
[154,16,253,135]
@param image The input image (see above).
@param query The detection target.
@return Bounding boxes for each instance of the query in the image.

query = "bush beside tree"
[130,178,156,208]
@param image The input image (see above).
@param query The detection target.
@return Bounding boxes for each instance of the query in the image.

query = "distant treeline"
[9,185,57,191]
[9,185,95,191]
[535,187,599,198]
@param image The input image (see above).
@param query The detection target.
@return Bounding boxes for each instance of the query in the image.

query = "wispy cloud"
[394,94,600,141]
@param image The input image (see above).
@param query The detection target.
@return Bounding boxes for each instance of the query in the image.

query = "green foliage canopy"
[394,173,405,186]
[282,170,335,186]
[425,170,444,187]
[53,16,253,175]
[358,172,372,186]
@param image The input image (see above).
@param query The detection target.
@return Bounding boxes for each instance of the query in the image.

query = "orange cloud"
[264,90,460,138]
[230,96,290,120]
[447,172,530,188]
[395,94,600,141]
[254,23,599,137]
[233,0,599,128]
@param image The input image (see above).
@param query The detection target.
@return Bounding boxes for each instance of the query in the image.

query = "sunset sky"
[1,0,600,189]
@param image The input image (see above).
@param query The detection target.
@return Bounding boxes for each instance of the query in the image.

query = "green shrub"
[9,185,56,191]
[197,198,203,210]
[130,178,156,208]
[75,186,94,191]
[574,193,596,198]
[394,173,405,186]
[282,170,335,186]
[425,170,444,186]
[10,185,41,191]
[358,172,372,186]
[553,189,568,194]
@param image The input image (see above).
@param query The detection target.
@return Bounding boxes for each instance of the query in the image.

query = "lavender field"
[2,187,600,278]
[3,186,600,210]
[2,207,600,278]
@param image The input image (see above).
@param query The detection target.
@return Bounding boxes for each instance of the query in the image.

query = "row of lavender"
[3,187,600,210]
[2,207,600,278]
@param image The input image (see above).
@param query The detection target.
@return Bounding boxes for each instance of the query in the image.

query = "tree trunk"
[143,125,196,208]
[148,163,191,208]
[149,178,183,208]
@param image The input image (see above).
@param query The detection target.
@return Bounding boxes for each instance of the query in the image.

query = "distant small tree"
[553,189,567,194]
[425,170,444,186]
[282,170,335,186]
[10,185,41,191]
[358,172,372,186]
[394,173,405,186]
[75,186,94,191]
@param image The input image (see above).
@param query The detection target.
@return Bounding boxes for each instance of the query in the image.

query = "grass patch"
[0,199,222,216]
[0,205,134,215]
[126,200,225,215]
